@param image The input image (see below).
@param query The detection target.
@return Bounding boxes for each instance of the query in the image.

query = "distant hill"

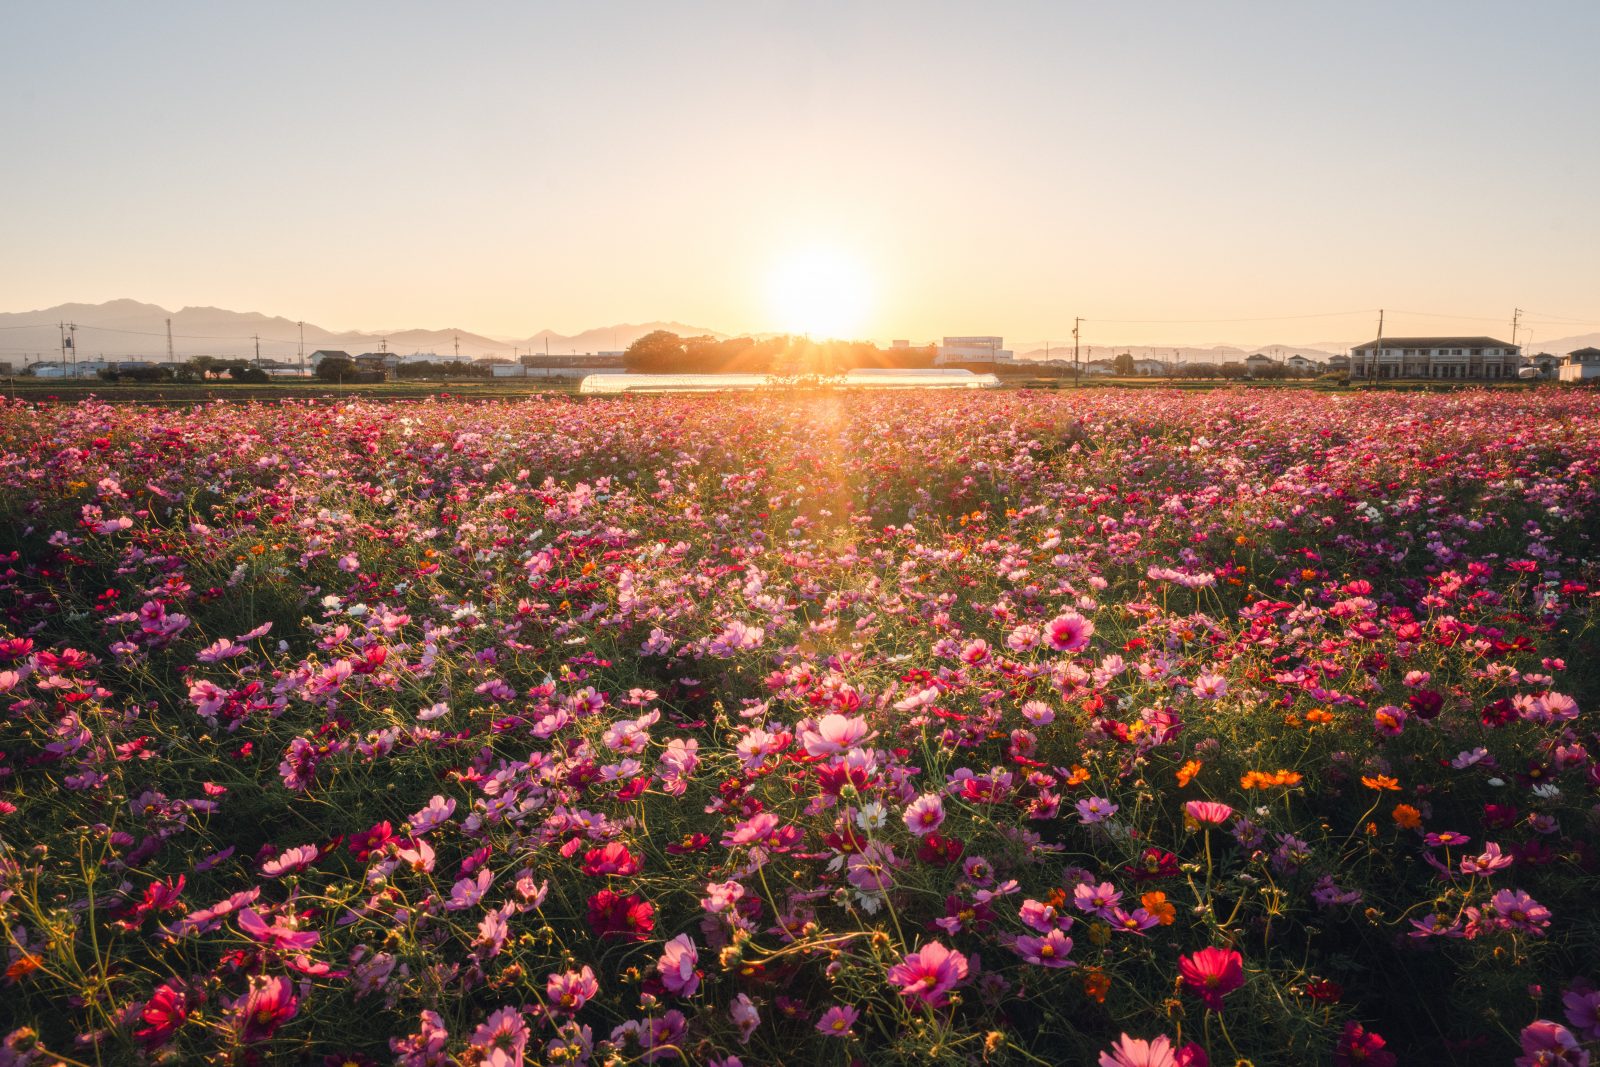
[0,301,722,364]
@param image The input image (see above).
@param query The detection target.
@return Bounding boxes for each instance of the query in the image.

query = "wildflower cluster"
[0,388,1596,1065]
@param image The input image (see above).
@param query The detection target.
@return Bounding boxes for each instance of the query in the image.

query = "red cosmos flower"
[665,833,710,855]
[347,822,395,862]
[1333,1021,1396,1067]
[135,980,192,1048]
[1406,690,1444,721]
[916,833,966,866]
[586,889,655,941]
[1178,946,1245,1011]
[582,841,643,877]
[1127,847,1180,881]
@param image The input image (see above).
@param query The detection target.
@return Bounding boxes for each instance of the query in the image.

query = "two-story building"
[1559,347,1600,382]
[1349,336,1520,380]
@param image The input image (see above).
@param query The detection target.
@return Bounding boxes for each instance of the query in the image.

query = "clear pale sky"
[3,2,1598,348]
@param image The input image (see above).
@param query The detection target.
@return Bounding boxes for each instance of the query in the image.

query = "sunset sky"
[3,2,1598,348]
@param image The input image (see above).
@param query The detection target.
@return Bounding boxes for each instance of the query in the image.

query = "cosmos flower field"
[1,388,1597,1067]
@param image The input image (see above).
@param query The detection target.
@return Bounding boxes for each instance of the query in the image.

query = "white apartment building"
[934,336,1015,366]
[1349,336,1520,380]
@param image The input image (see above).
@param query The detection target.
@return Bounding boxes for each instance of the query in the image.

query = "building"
[308,350,351,367]
[934,336,1014,366]
[1559,347,1600,383]
[353,353,399,380]
[1285,354,1322,376]
[1349,336,1520,380]
[1523,353,1560,380]
[1245,353,1278,377]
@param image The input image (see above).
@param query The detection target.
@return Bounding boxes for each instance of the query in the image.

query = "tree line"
[623,332,944,375]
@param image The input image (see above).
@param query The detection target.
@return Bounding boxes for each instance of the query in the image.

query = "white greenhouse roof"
[578,369,1001,394]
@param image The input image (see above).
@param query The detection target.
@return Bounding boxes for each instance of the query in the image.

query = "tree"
[1113,353,1136,376]
[229,366,270,383]
[624,331,688,374]
[316,355,356,382]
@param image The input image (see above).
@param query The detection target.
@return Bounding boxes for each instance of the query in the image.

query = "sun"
[766,247,872,339]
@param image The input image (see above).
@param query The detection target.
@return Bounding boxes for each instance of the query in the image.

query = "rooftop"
[1351,336,1515,351]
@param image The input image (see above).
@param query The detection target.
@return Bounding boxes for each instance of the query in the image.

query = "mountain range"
[3,301,1596,366]
[0,300,722,363]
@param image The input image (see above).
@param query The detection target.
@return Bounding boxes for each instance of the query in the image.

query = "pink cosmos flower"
[886,940,969,1007]
[1076,796,1118,823]
[801,713,874,757]
[1045,611,1095,652]
[1564,984,1600,1041]
[238,907,319,952]
[547,965,598,1014]
[1184,800,1235,825]
[657,933,700,996]
[904,793,946,836]
[1099,1033,1209,1067]
[1013,928,1075,967]
[730,992,760,1043]
[1515,1021,1585,1067]
[469,1006,529,1065]
[1178,946,1245,1011]
[1191,672,1228,700]
[260,843,319,878]
[234,974,298,1041]
[816,1004,861,1038]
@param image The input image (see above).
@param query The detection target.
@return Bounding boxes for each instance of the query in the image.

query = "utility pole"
[253,334,261,366]
[59,321,67,374]
[166,318,175,364]
[454,334,460,361]
[1373,308,1384,382]
[1510,307,1522,350]
[298,321,305,377]
[68,323,77,377]
[1073,317,1082,388]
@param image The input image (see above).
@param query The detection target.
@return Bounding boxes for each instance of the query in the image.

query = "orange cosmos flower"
[1361,775,1400,791]
[1176,760,1202,787]
[1140,891,1177,926]
[1392,804,1422,829]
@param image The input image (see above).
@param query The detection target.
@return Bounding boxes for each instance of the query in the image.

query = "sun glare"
[767,247,871,339]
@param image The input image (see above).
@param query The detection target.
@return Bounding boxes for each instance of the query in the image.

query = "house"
[1349,337,1520,380]
[1326,354,1351,373]
[1245,353,1278,377]
[354,353,399,380]
[308,350,351,367]
[1559,347,1600,383]
[1285,354,1321,376]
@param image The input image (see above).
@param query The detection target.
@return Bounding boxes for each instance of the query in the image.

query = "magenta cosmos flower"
[1045,611,1095,652]
[886,939,969,1007]
[234,974,298,1041]
[1178,946,1245,1011]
